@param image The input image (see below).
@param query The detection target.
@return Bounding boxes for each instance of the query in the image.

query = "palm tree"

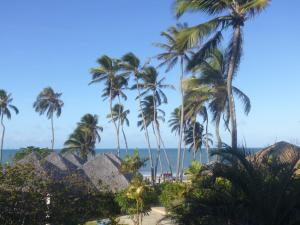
[78,113,103,145]
[108,104,130,153]
[155,23,191,179]
[0,90,19,161]
[138,67,174,178]
[175,0,270,148]
[63,128,95,162]
[190,49,251,152]
[137,95,166,177]
[33,87,63,151]
[169,107,188,179]
[184,120,204,160]
[120,52,155,184]
[171,147,300,225]
[63,114,103,161]
[90,55,128,156]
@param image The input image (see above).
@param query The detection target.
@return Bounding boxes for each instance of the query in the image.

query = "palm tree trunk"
[122,125,128,154]
[136,78,154,184]
[199,147,202,163]
[152,91,162,181]
[109,86,120,156]
[227,25,241,149]
[205,117,210,164]
[193,121,196,160]
[117,95,122,155]
[177,57,185,179]
[0,114,5,161]
[180,141,186,181]
[51,115,54,151]
[215,113,222,161]
[152,122,162,180]
[157,128,173,175]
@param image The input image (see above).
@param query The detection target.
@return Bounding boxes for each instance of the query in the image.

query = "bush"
[115,174,155,225]
[169,148,300,225]
[159,182,187,210]
[0,163,120,225]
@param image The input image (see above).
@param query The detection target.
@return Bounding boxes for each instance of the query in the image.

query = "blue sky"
[1,0,300,149]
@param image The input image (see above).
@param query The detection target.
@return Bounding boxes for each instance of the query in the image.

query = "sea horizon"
[2,147,261,175]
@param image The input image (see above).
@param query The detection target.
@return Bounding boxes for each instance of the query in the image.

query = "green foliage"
[115,175,155,225]
[47,177,119,225]
[184,160,203,181]
[0,89,19,120]
[120,149,147,175]
[13,146,52,161]
[169,148,300,225]
[0,163,47,225]
[33,87,63,119]
[159,182,187,210]
[0,163,120,225]
[63,113,103,161]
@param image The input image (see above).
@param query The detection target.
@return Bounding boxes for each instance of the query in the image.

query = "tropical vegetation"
[0,90,19,161]
[62,113,103,162]
[2,1,292,224]
[33,87,64,151]
[168,148,300,225]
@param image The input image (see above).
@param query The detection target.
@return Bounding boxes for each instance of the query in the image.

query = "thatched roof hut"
[82,153,130,192]
[16,151,131,192]
[17,152,47,176]
[255,141,300,174]
[62,152,85,168]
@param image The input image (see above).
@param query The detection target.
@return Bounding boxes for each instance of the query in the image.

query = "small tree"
[117,150,155,225]
[116,175,154,225]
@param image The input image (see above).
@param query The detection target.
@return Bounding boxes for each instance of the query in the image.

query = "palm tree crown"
[0,90,19,161]
[33,87,63,150]
[78,114,103,144]
[33,87,63,119]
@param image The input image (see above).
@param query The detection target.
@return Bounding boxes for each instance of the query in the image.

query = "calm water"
[2,148,260,175]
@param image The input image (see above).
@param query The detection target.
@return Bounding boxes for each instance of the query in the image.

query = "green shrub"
[0,163,120,225]
[115,175,155,225]
[170,148,300,225]
[159,181,187,210]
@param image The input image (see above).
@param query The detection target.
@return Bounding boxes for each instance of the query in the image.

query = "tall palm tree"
[175,0,270,148]
[0,90,19,161]
[78,113,103,145]
[137,95,166,177]
[33,87,63,151]
[63,114,103,161]
[90,55,128,156]
[184,78,213,162]
[108,104,130,153]
[169,107,188,179]
[63,128,95,162]
[184,120,204,160]
[155,23,191,179]
[190,49,251,151]
[138,67,174,178]
[120,52,155,184]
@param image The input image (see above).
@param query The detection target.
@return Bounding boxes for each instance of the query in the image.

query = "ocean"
[2,148,261,175]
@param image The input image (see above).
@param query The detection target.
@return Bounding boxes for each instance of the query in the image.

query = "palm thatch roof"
[16,152,131,192]
[255,141,300,174]
[62,152,85,168]
[82,153,130,192]
[17,152,47,176]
